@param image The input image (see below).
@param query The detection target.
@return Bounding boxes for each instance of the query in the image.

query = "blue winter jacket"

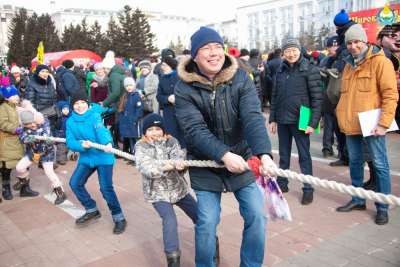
[56,66,81,98]
[66,105,114,167]
[118,91,143,138]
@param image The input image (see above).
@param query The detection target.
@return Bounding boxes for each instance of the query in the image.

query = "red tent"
[31,49,102,69]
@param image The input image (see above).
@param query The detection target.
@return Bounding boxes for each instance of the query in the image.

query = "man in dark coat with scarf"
[269,38,323,205]
[175,26,276,267]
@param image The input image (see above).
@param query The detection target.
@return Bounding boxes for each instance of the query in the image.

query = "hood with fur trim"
[177,54,238,89]
[16,99,45,125]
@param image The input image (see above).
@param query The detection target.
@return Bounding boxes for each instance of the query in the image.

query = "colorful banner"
[349,4,400,44]
[37,41,44,65]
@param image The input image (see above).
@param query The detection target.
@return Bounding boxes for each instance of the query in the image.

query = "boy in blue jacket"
[66,92,127,234]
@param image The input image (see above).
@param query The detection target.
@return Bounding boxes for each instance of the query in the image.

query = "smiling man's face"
[194,42,225,80]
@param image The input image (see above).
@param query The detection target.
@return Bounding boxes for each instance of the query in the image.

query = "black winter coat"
[264,58,282,92]
[269,56,323,128]
[25,74,57,113]
[156,71,185,147]
[175,55,272,192]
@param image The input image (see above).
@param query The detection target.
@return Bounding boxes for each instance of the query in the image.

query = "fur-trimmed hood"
[16,99,45,125]
[177,54,238,89]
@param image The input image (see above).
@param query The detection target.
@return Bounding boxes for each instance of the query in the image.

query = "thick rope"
[32,135,400,206]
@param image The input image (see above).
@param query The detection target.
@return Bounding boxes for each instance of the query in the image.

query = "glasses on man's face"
[283,49,298,55]
[198,44,224,53]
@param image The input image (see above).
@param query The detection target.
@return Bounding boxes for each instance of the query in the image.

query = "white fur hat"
[102,50,116,69]
[10,66,21,74]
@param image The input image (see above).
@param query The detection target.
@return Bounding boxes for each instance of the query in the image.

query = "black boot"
[1,168,13,200]
[214,236,220,266]
[113,219,127,234]
[363,161,377,191]
[2,184,13,200]
[166,251,180,267]
[301,191,313,205]
[19,178,39,197]
[375,210,389,225]
[75,210,101,226]
[54,187,67,205]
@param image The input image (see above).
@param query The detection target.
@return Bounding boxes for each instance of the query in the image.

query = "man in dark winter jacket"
[154,48,176,78]
[320,36,340,158]
[175,26,276,267]
[55,60,81,101]
[269,38,323,205]
[263,48,282,106]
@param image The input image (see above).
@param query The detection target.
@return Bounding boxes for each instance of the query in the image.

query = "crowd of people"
[0,8,399,267]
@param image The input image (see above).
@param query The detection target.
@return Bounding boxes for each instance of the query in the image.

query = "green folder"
[298,105,320,134]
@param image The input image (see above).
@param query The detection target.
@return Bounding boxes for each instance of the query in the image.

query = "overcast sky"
[7,0,261,22]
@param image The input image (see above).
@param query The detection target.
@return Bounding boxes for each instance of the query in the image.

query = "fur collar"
[177,54,238,89]
[33,74,51,86]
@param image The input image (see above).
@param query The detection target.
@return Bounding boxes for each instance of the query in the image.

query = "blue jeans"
[152,194,198,253]
[346,135,391,211]
[194,182,266,267]
[69,164,125,222]
[277,124,313,192]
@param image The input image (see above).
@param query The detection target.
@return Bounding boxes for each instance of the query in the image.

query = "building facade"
[235,0,389,50]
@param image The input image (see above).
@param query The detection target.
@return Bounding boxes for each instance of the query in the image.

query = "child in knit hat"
[66,91,127,234]
[135,113,197,266]
[0,85,24,201]
[117,77,143,165]
[15,103,67,205]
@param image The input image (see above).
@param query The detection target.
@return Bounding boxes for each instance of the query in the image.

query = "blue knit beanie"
[57,100,70,111]
[0,85,19,99]
[190,27,224,58]
[334,9,350,27]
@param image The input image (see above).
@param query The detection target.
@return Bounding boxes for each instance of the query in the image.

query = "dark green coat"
[103,65,125,108]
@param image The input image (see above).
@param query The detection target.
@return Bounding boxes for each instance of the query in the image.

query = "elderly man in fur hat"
[174,26,276,267]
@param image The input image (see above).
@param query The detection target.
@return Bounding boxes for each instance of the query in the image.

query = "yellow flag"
[37,41,44,65]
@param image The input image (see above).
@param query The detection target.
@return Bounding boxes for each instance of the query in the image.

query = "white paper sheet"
[358,109,399,137]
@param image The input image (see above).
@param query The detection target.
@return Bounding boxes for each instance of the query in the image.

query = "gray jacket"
[135,136,188,203]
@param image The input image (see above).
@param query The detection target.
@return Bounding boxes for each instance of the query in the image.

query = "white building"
[235,0,389,50]
[0,4,34,62]
[50,6,204,53]
[51,8,116,36]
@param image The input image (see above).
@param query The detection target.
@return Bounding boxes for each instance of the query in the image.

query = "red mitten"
[247,156,261,177]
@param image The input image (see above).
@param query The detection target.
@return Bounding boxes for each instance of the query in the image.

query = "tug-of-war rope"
[32,135,400,207]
